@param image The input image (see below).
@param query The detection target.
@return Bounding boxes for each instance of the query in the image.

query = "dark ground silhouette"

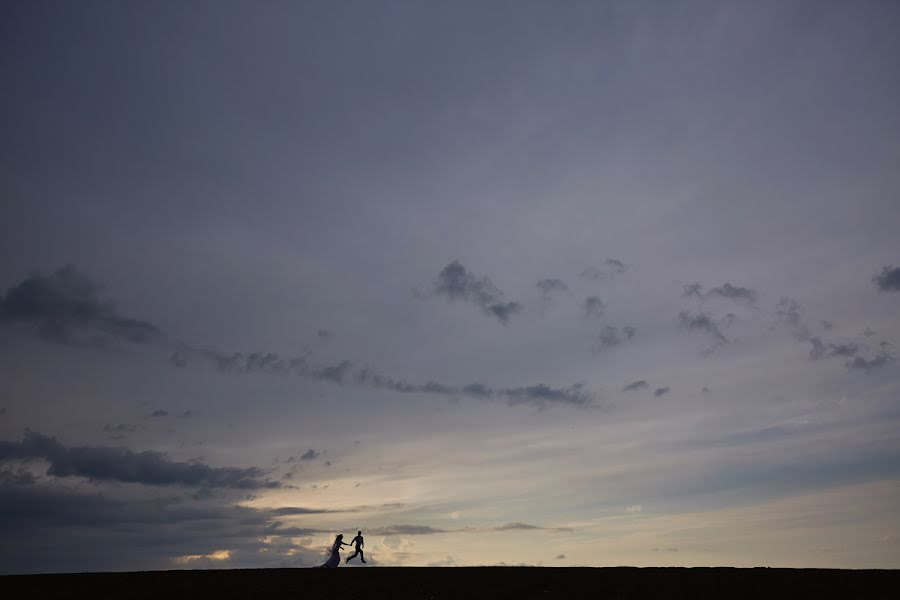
[2,567,897,599]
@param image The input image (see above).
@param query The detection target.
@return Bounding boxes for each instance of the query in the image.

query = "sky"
[1,0,899,573]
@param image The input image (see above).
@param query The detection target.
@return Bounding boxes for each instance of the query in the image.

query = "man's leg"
[346,549,358,563]
[360,549,366,563]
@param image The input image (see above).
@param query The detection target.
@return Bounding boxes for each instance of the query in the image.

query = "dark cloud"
[0,431,280,489]
[706,283,758,305]
[536,278,568,294]
[3,265,592,411]
[821,320,834,331]
[845,350,893,373]
[623,325,637,339]
[683,281,757,305]
[269,506,342,516]
[369,525,447,536]
[622,380,649,392]
[582,296,605,319]
[185,346,595,409]
[314,360,354,384]
[593,325,622,351]
[555,554,566,560]
[102,424,139,434]
[682,282,704,298]
[580,259,627,282]
[678,310,728,353]
[487,301,523,324]
[354,367,594,408]
[0,265,161,344]
[169,351,188,368]
[873,266,900,292]
[317,329,332,338]
[0,467,37,486]
[501,383,592,409]
[431,260,522,324]
[300,449,319,461]
[775,297,805,332]
[492,522,541,531]
[654,387,670,397]
[0,483,329,573]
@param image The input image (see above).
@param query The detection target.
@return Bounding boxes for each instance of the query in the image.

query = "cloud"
[625,504,643,513]
[314,360,354,384]
[536,278,568,294]
[678,310,728,353]
[682,282,703,298]
[706,283,758,305]
[582,296,605,319]
[354,368,594,408]
[592,325,639,352]
[555,554,566,560]
[0,467,36,486]
[845,350,893,373]
[300,449,319,461]
[369,525,447,536]
[0,483,330,573]
[593,325,622,351]
[492,522,541,531]
[580,259,627,282]
[873,266,900,292]
[431,260,522,324]
[775,297,805,332]
[0,265,161,344]
[102,424,139,434]
[185,347,596,409]
[654,387,670,397]
[269,506,342,516]
[489,522,571,533]
[622,380,649,392]
[807,337,860,361]
[0,431,280,489]
[1,266,593,411]
[683,281,758,305]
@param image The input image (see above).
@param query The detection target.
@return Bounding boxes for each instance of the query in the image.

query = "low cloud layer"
[0,431,279,489]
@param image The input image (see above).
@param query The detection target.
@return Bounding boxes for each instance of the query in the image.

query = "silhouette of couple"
[319,531,365,567]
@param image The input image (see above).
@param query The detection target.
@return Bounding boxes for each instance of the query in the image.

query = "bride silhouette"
[318,534,350,568]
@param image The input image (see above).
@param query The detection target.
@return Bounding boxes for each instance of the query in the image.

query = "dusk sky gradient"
[1,0,899,573]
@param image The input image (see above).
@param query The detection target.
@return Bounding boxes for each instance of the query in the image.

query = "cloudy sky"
[2,1,899,573]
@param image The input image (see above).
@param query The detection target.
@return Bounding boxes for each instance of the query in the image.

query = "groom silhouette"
[346,530,366,563]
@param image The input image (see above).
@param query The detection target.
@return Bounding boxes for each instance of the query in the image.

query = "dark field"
[3,567,898,599]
